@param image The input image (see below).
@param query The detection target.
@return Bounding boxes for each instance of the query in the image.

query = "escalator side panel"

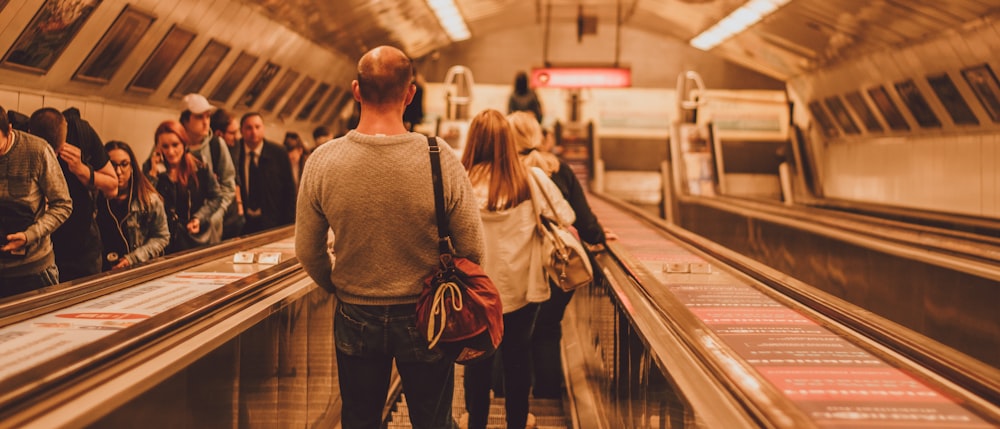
[678,202,1000,368]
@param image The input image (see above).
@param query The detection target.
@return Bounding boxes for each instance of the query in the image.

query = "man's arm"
[295,163,334,293]
[25,146,73,245]
[58,144,117,198]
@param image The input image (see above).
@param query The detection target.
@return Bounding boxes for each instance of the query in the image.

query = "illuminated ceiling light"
[689,0,790,51]
[428,0,471,41]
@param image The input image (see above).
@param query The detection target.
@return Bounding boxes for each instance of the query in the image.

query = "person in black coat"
[234,112,296,234]
[509,112,612,400]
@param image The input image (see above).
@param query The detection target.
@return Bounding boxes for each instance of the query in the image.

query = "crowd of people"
[0,94,323,298]
[297,46,611,429]
[2,45,607,429]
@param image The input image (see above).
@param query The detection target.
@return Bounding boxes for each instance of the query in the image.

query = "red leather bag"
[415,136,503,364]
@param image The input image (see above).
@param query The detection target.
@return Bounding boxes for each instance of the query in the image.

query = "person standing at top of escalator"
[29,107,118,282]
[97,141,169,270]
[508,71,543,124]
[235,112,296,235]
[147,120,222,254]
[296,45,484,429]
[0,104,71,297]
[508,111,614,400]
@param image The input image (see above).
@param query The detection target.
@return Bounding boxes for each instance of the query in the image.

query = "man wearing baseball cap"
[178,93,237,244]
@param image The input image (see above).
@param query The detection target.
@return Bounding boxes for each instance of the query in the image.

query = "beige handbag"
[529,173,594,292]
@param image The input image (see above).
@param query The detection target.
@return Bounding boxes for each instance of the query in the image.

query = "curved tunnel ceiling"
[247,0,1000,81]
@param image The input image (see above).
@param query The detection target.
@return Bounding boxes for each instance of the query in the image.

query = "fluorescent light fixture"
[428,0,470,41]
[689,0,790,51]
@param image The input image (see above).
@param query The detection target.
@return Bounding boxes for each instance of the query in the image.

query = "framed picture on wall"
[238,62,281,109]
[807,101,839,139]
[823,96,861,135]
[279,76,316,118]
[129,25,196,93]
[866,86,911,131]
[297,82,330,121]
[170,39,230,98]
[261,70,300,112]
[894,79,941,128]
[961,64,1000,123]
[313,87,343,123]
[73,5,155,84]
[2,0,102,74]
[843,91,883,133]
[209,51,258,105]
[926,73,979,125]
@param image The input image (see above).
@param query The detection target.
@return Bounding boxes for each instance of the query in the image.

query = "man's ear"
[352,80,362,102]
[403,83,416,106]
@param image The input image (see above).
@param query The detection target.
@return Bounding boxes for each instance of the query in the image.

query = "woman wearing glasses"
[97,141,170,270]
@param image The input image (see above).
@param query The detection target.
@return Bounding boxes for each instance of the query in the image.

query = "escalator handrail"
[0,227,296,326]
[0,232,303,420]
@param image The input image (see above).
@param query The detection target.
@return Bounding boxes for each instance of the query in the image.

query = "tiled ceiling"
[244,0,1000,80]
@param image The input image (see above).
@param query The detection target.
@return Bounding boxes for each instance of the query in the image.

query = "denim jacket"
[99,194,170,266]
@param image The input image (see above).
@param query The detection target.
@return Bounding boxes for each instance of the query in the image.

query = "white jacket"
[473,167,575,313]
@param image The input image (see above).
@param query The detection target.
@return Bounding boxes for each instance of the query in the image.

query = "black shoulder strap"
[210,136,222,174]
[427,135,453,255]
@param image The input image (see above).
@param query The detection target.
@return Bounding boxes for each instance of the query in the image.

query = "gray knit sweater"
[0,130,72,277]
[295,131,485,305]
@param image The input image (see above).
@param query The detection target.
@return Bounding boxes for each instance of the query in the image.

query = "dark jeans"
[531,284,574,398]
[0,263,59,299]
[464,303,539,429]
[335,302,456,429]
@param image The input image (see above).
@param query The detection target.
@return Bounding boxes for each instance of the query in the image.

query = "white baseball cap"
[183,93,216,114]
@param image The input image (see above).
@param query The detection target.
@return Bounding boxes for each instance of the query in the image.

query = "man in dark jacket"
[29,108,118,281]
[235,112,295,234]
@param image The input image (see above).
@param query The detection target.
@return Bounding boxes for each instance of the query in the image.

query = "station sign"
[531,67,631,88]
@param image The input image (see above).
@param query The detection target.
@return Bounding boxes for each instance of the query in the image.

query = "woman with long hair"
[97,141,170,270]
[508,111,612,400]
[147,120,221,254]
[460,109,574,429]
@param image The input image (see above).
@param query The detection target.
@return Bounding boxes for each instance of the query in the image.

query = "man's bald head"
[356,46,414,106]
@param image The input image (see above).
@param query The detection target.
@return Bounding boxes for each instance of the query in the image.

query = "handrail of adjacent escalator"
[613,193,1000,417]
[0,227,296,326]
[0,228,304,424]
[599,239,815,428]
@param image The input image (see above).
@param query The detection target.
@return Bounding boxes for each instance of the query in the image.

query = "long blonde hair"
[461,109,531,211]
[507,111,559,175]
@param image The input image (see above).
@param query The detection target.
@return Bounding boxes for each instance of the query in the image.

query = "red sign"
[531,67,631,88]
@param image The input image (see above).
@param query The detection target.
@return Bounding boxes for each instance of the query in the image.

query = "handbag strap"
[527,169,567,227]
[427,135,454,255]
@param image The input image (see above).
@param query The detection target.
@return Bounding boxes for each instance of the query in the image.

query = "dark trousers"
[531,284,574,398]
[334,302,456,429]
[464,303,539,429]
[0,263,59,299]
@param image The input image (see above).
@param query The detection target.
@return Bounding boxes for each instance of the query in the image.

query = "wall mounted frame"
[171,39,230,98]
[2,0,101,74]
[279,76,315,119]
[894,79,941,128]
[209,51,258,105]
[823,96,860,135]
[843,91,883,133]
[297,82,330,121]
[807,101,838,139]
[961,64,1000,123]
[74,5,155,84]
[238,61,281,109]
[866,86,910,131]
[926,73,979,126]
[261,70,300,113]
[129,25,195,93]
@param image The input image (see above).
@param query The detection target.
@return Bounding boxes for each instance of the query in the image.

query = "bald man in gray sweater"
[295,46,484,429]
